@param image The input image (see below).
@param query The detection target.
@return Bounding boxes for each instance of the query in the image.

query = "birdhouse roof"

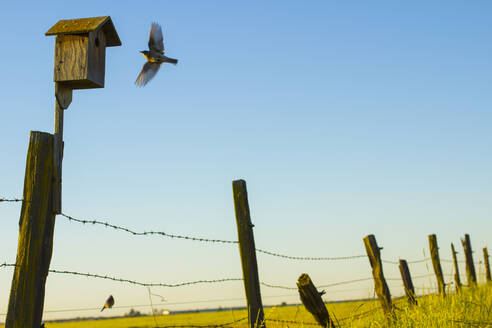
[45,16,121,47]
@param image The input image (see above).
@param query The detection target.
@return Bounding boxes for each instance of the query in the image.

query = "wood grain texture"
[6,131,55,328]
[232,180,265,328]
[54,34,88,82]
[297,274,336,328]
[428,234,446,296]
[451,243,462,292]
[53,34,103,89]
[363,235,392,314]
[461,234,477,286]
[398,259,417,305]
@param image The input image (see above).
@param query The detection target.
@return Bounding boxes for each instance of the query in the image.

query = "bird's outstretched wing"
[148,23,164,54]
[135,62,161,86]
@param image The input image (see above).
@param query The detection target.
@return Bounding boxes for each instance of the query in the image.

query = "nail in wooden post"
[483,247,491,282]
[363,235,392,314]
[398,260,417,305]
[461,234,477,286]
[428,234,446,296]
[232,180,265,328]
[451,243,462,292]
[297,274,336,328]
[6,132,56,328]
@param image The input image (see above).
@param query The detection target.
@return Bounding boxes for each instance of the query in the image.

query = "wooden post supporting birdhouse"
[5,17,121,328]
[45,16,121,213]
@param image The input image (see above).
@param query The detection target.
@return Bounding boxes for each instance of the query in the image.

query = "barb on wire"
[60,213,239,244]
[256,248,366,261]
[0,198,23,203]
[0,263,16,268]
[154,316,248,328]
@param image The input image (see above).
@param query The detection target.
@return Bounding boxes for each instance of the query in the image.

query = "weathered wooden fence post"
[428,234,446,296]
[461,234,477,286]
[232,180,265,328]
[483,247,491,283]
[398,259,417,305]
[297,273,336,328]
[6,132,55,328]
[363,235,392,314]
[451,243,462,292]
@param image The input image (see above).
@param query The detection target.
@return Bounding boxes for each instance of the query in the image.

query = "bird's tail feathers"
[165,57,178,65]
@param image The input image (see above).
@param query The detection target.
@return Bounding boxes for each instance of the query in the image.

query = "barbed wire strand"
[60,213,239,245]
[255,248,366,261]
[0,263,414,294]
[60,212,368,261]
[265,307,381,328]
[49,268,243,288]
[265,318,320,326]
[1,263,242,288]
[154,316,248,328]
[338,307,381,323]
[383,258,469,265]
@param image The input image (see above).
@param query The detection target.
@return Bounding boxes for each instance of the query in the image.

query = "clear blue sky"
[1,0,491,321]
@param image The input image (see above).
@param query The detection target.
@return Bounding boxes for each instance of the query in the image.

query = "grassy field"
[3,284,491,327]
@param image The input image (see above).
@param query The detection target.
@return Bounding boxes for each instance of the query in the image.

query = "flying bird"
[136,23,178,86]
[101,295,115,312]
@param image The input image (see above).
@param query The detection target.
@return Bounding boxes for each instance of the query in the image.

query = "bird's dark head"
[140,50,150,60]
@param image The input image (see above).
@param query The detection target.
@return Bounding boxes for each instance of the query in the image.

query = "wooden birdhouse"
[45,16,121,89]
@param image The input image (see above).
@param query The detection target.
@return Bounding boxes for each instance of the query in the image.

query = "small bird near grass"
[101,295,115,312]
[136,23,178,86]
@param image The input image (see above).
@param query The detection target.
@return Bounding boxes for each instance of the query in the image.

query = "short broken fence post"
[451,243,462,292]
[483,247,491,283]
[363,235,392,314]
[297,273,336,328]
[232,180,265,328]
[461,234,477,286]
[398,259,417,305]
[428,234,446,296]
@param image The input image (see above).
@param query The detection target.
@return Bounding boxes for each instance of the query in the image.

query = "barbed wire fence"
[1,198,489,327]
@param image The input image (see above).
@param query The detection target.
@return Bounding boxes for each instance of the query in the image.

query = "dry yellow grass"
[2,284,491,327]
